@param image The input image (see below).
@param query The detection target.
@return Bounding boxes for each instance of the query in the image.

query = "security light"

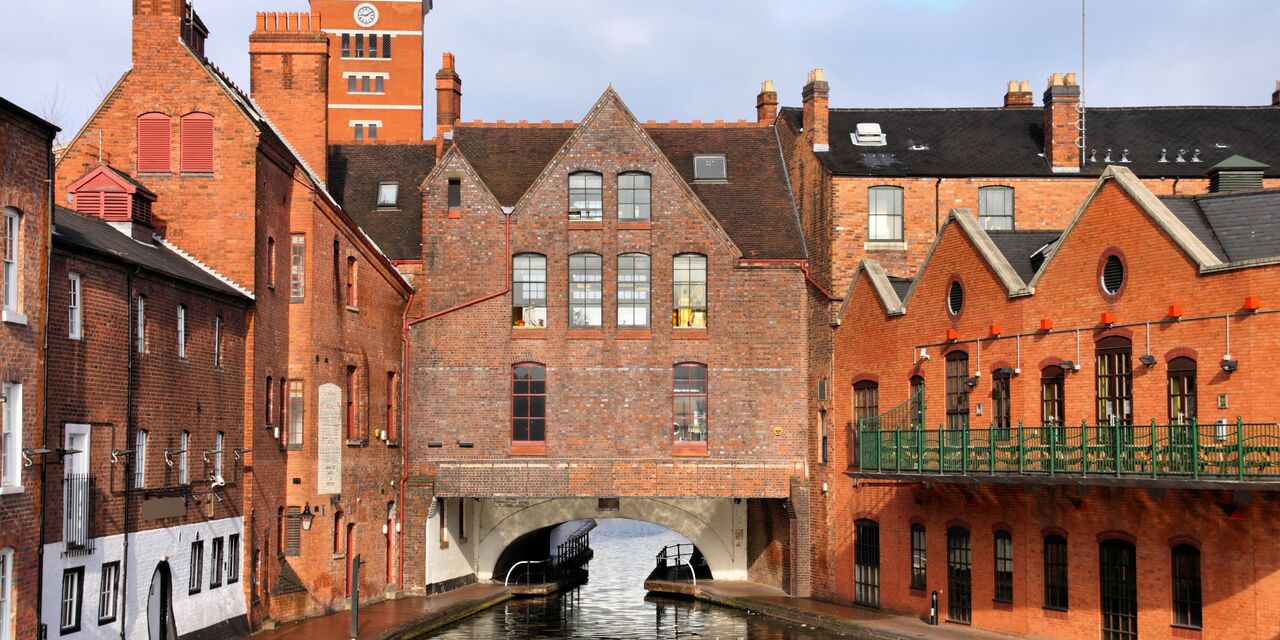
[1221,358,1239,373]
[1139,355,1157,367]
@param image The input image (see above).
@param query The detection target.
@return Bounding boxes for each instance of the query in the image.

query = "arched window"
[672,254,707,328]
[180,112,214,173]
[3,207,21,314]
[1043,534,1068,610]
[910,523,927,590]
[909,376,925,429]
[137,113,171,173]
[867,186,903,241]
[512,363,546,442]
[1041,365,1065,431]
[0,547,13,638]
[1100,539,1138,638]
[568,171,603,221]
[673,363,708,443]
[1168,357,1197,426]
[853,381,879,429]
[854,519,880,607]
[1096,336,1133,429]
[946,527,972,623]
[568,253,602,328]
[512,253,547,328]
[617,253,650,327]
[618,172,651,221]
[346,256,358,308]
[994,530,1013,603]
[978,186,1014,230]
[992,369,1012,439]
[1171,544,1202,629]
[945,351,970,431]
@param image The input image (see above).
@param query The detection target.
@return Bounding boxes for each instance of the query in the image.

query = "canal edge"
[389,591,516,640]
[692,590,908,640]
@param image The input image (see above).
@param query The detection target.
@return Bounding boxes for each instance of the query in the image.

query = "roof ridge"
[155,235,255,300]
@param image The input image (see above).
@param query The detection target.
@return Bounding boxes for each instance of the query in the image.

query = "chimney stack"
[756,80,778,124]
[436,52,462,156]
[1043,72,1082,173]
[132,0,188,65]
[249,12,329,177]
[802,69,830,151]
[1004,80,1033,107]
[1272,80,1279,107]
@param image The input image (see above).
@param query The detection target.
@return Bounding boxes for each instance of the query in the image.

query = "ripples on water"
[428,519,836,639]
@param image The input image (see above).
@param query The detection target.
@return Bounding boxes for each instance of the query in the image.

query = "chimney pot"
[1044,72,1082,171]
[762,80,775,93]
[1049,72,1064,87]
[1004,79,1034,107]
[1065,72,1077,86]
[1019,80,1031,92]
[1007,80,1018,93]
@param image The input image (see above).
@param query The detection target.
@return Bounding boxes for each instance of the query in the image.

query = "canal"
[427,518,834,639]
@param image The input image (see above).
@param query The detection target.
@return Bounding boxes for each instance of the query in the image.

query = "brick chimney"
[133,0,188,64]
[435,53,462,157]
[1043,72,1082,173]
[1004,80,1033,107]
[756,80,778,124]
[1272,80,1279,106]
[249,12,330,177]
[802,69,829,152]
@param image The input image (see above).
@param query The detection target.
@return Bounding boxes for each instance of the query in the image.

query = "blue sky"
[4,0,1279,140]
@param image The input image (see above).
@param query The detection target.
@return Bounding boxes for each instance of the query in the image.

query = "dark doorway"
[1100,539,1138,640]
[147,561,176,640]
[946,527,972,624]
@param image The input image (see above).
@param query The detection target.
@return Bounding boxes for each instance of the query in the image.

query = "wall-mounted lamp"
[202,449,222,464]
[1059,359,1078,371]
[164,448,187,467]
[1221,358,1239,373]
[233,448,251,460]
[110,448,136,465]
[918,347,930,362]
[22,447,53,467]
[965,376,979,388]
[300,503,315,531]
[1138,355,1157,368]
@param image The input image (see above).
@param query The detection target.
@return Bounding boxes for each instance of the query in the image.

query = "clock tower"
[309,0,430,142]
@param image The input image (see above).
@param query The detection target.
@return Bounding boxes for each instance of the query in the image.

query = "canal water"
[428,518,837,639]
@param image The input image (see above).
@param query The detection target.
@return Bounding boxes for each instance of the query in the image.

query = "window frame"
[68,272,81,340]
[910,523,927,590]
[210,537,225,588]
[977,186,1015,230]
[945,351,970,432]
[135,294,146,354]
[511,363,547,443]
[568,253,602,329]
[346,256,359,309]
[227,534,240,584]
[617,172,652,221]
[345,366,358,440]
[287,380,304,450]
[946,527,973,624]
[854,519,881,608]
[511,253,547,329]
[266,236,276,289]
[994,530,1014,603]
[189,539,204,595]
[568,171,604,221]
[991,370,1012,439]
[1095,336,1134,428]
[1171,544,1202,629]
[290,234,305,303]
[377,182,399,208]
[672,254,707,329]
[60,566,84,634]
[213,315,222,368]
[1167,357,1197,426]
[673,363,709,444]
[1041,366,1065,431]
[1,383,22,489]
[0,548,12,638]
[616,253,651,328]
[853,381,879,427]
[447,178,462,210]
[177,304,186,359]
[1043,534,1069,611]
[1,208,17,315]
[133,429,147,489]
[385,371,396,440]
[213,431,223,479]
[97,559,120,625]
[178,430,190,485]
[867,186,904,242]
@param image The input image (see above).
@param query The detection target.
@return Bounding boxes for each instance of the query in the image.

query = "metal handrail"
[504,559,546,587]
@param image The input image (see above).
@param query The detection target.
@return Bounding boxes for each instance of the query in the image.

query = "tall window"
[618,172,652,221]
[854,519,880,607]
[345,366,358,440]
[909,376,925,428]
[189,539,204,594]
[346,257,358,308]
[1043,534,1068,610]
[340,33,351,57]
[137,113,171,173]
[227,534,240,584]
[1041,366,1065,431]
[509,253,548,328]
[288,380,304,449]
[265,377,273,427]
[447,179,462,210]
[946,527,972,624]
[178,430,190,485]
[672,254,707,328]
[1171,544,1202,629]
[285,507,302,556]
[568,172,603,221]
[1168,357,1197,425]
[867,186,903,242]
[180,112,214,174]
[135,295,146,353]
[1,383,21,489]
[266,237,276,289]
[512,364,546,442]
[910,524,927,590]
[1,209,17,315]
[994,531,1014,603]
[978,186,1014,230]
[853,381,879,428]
[133,429,147,489]
[97,561,120,624]
[673,364,708,443]
[568,253,602,328]
[333,511,344,554]
[60,567,84,633]
[1096,336,1133,428]
[992,370,1012,439]
[68,273,81,339]
[213,431,223,479]
[945,351,970,431]
[1100,539,1138,640]
[0,548,12,638]
[385,372,396,440]
[279,378,287,437]
[617,253,651,327]
[290,234,305,303]
[213,316,222,368]
[177,304,186,358]
[210,537,225,588]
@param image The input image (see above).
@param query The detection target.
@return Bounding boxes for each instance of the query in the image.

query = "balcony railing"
[855,419,1280,480]
[63,474,94,550]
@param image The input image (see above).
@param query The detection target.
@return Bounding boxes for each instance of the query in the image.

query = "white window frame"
[227,534,240,584]
[213,316,222,368]
[213,431,223,480]
[868,186,905,242]
[68,273,82,340]
[0,547,12,640]
[1,383,21,492]
[59,567,82,633]
[178,430,190,485]
[97,561,120,624]
[2,209,20,320]
[135,295,146,354]
[377,182,399,208]
[188,539,204,594]
[133,429,147,489]
[177,304,186,359]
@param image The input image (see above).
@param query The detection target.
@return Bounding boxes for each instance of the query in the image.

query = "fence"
[63,474,94,550]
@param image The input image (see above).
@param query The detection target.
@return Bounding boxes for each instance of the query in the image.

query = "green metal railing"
[849,388,924,467]
[855,419,1280,480]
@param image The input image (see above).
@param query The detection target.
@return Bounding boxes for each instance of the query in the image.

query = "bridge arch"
[474,497,746,581]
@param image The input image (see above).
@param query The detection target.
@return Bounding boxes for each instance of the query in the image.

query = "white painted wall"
[423,497,476,589]
[41,517,247,640]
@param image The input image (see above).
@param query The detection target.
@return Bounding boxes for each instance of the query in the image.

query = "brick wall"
[746,499,790,590]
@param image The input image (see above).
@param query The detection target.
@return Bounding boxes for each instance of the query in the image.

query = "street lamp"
[300,504,315,531]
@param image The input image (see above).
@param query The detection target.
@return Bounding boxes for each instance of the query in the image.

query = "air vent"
[1101,255,1124,295]
[1206,155,1269,193]
[947,282,964,315]
[693,155,727,181]
[852,123,887,147]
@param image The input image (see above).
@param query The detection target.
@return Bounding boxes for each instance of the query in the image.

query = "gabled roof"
[986,230,1061,285]
[836,260,904,322]
[327,144,436,261]
[899,209,1030,308]
[66,164,157,199]
[1159,188,1280,265]
[53,207,251,299]
[452,126,574,207]
[781,105,1280,178]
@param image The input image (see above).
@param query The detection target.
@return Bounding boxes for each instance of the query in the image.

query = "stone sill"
[672,328,707,340]
[616,329,651,340]
[671,442,709,457]
[864,241,908,251]
[2,310,27,326]
[510,441,547,457]
[617,221,652,231]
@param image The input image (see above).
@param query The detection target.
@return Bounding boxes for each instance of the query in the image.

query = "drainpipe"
[120,266,141,640]
[934,178,943,233]
[35,140,55,640]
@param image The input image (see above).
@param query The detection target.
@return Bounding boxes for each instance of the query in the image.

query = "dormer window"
[377,182,399,208]
[693,155,726,182]
[67,166,158,227]
[853,123,887,147]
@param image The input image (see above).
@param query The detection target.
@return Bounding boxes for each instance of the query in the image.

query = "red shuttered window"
[137,113,171,173]
[180,113,214,173]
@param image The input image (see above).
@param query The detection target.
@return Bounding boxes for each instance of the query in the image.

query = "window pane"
[569,254,602,328]
[618,173,652,221]
[617,254,651,327]
[568,172,603,220]
[673,255,707,328]
[868,187,903,241]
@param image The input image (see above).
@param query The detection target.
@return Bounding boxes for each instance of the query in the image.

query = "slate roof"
[987,230,1062,284]
[780,106,1280,178]
[327,144,436,261]
[1159,189,1280,264]
[53,207,249,299]
[887,276,913,301]
[444,124,805,260]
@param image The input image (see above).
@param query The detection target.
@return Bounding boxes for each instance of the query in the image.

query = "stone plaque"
[317,382,342,494]
[142,497,185,521]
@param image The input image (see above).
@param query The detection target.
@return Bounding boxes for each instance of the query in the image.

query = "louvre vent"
[1101,255,1124,294]
[947,282,964,315]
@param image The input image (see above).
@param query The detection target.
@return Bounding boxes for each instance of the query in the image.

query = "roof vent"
[693,155,727,182]
[1206,155,1269,193]
[852,122,887,147]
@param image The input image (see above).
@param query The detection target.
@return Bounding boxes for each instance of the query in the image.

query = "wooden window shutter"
[137,113,172,173]
[180,113,215,173]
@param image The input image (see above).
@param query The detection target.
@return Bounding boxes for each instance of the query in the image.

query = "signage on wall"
[317,382,343,494]
[772,426,783,437]
[354,3,379,28]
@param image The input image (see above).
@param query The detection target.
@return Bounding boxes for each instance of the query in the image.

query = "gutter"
[407,209,513,328]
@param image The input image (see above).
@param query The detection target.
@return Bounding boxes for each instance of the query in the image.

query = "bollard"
[350,554,362,639]
[929,590,939,625]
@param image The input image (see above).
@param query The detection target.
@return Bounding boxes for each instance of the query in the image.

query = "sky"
[4,0,1279,141]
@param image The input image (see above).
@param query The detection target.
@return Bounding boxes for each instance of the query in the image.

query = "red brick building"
[827,164,1280,639]
[0,97,58,640]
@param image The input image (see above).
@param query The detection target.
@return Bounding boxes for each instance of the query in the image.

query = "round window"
[1101,255,1124,295]
[947,281,964,315]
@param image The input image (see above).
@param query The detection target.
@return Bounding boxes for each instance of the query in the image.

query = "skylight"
[852,123,887,147]
[693,155,727,181]
[377,182,399,207]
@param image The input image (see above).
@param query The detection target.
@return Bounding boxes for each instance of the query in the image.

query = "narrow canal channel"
[428,519,834,639]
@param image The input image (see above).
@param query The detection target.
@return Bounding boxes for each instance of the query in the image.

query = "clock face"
[354,3,379,27]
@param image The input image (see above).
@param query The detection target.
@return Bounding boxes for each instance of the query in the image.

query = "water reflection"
[428,519,835,639]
